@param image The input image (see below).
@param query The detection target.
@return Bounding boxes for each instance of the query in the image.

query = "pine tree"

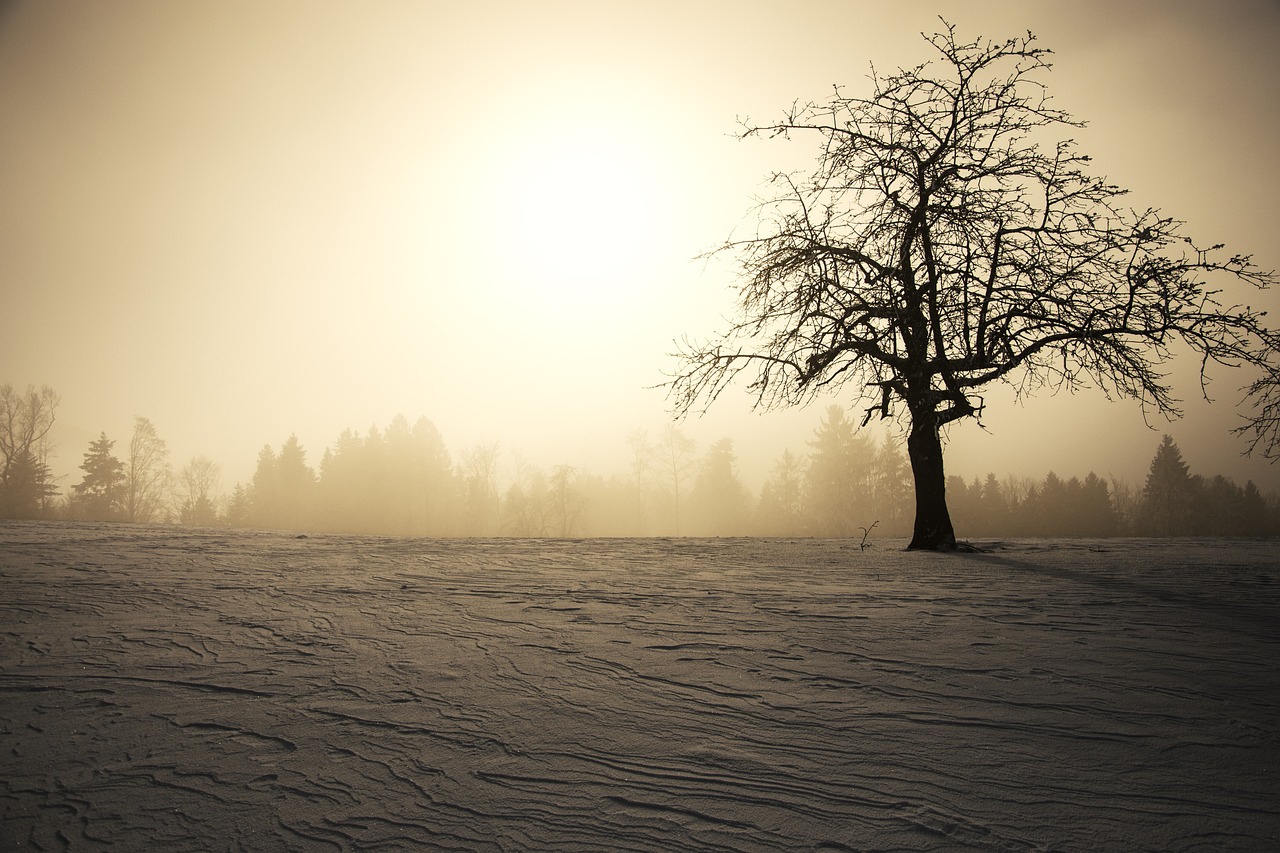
[1240,481,1271,536]
[756,449,805,536]
[1137,435,1195,537]
[224,484,252,527]
[977,473,1009,537]
[412,417,455,536]
[872,437,914,536]
[1201,475,1244,536]
[275,435,316,531]
[1079,473,1118,537]
[0,449,57,518]
[248,445,279,528]
[73,434,125,521]
[805,406,874,536]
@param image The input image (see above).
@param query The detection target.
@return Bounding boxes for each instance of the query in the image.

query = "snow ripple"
[1,522,1277,851]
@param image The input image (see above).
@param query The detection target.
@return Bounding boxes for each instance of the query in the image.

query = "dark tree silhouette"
[248,436,316,531]
[274,435,316,530]
[1136,435,1196,537]
[668,23,1279,549]
[1,450,57,518]
[72,433,125,521]
[1078,472,1119,538]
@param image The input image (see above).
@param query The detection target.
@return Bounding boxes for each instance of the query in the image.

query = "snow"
[2,522,1277,851]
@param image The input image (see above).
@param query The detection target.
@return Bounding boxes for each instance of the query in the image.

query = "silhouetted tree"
[223,483,252,528]
[0,383,59,517]
[246,436,315,530]
[1199,475,1240,537]
[1186,474,1272,537]
[1239,481,1271,536]
[409,416,456,535]
[1136,436,1196,536]
[946,476,977,534]
[248,445,280,527]
[275,435,315,530]
[669,24,1279,548]
[123,417,171,523]
[317,428,369,531]
[976,473,1009,536]
[1,449,57,518]
[1078,472,1119,537]
[1040,473,1072,537]
[72,433,125,521]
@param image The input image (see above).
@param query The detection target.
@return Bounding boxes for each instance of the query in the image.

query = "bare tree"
[0,384,60,513]
[501,453,549,536]
[124,416,171,523]
[547,464,585,537]
[668,23,1279,549]
[459,442,501,536]
[626,428,655,533]
[656,424,697,535]
[175,455,221,526]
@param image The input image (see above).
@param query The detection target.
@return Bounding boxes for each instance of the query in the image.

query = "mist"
[3,1,1279,516]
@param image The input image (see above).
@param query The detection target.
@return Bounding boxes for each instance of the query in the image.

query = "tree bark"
[906,411,957,550]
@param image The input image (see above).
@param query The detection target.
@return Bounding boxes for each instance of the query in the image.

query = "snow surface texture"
[1,522,1277,852]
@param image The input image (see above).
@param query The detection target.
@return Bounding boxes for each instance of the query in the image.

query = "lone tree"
[668,23,1279,549]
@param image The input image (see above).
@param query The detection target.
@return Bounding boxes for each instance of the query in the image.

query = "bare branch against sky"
[1,1,1277,490]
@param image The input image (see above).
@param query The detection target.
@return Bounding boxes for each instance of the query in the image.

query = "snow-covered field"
[1,521,1277,852]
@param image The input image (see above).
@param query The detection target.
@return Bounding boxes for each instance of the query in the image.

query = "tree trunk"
[906,411,957,550]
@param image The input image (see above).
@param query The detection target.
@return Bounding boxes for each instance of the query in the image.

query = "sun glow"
[472,104,675,336]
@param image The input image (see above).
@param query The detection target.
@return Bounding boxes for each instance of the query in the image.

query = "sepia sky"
[3,0,1279,493]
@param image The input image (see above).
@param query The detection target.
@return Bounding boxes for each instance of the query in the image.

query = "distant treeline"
[3,381,1278,538]
[947,434,1275,538]
[216,407,917,538]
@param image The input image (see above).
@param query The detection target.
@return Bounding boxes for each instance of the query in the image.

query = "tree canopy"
[669,22,1279,548]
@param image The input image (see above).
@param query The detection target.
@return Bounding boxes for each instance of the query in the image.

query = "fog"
[3,0,1279,498]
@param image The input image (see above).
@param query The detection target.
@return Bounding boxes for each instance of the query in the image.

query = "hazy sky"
[3,0,1279,493]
